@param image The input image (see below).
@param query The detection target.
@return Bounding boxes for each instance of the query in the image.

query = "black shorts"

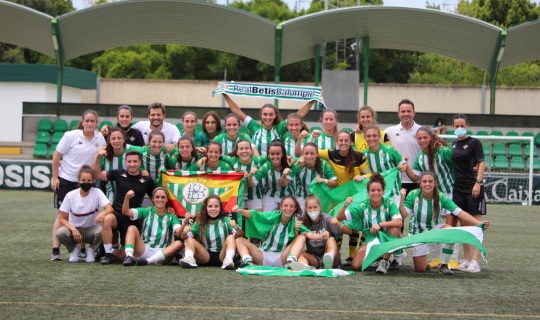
[201,251,222,267]
[54,177,79,208]
[114,212,139,245]
[453,187,487,215]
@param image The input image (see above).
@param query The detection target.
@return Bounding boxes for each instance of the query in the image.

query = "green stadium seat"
[491,130,503,136]
[482,144,492,157]
[238,125,249,135]
[522,131,534,138]
[533,158,540,171]
[53,119,68,132]
[535,133,540,147]
[51,132,64,144]
[476,130,489,136]
[510,157,525,170]
[508,144,522,157]
[506,131,519,144]
[484,156,494,169]
[492,144,506,156]
[446,130,455,135]
[49,143,58,157]
[99,121,113,130]
[493,156,508,170]
[33,144,49,158]
[195,123,203,133]
[466,130,473,136]
[69,120,80,130]
[524,145,539,158]
[37,119,53,132]
[342,127,353,133]
[176,123,184,132]
[36,131,50,145]
[310,126,322,132]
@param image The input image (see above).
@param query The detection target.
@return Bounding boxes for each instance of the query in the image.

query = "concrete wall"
[83,79,540,116]
[0,83,81,142]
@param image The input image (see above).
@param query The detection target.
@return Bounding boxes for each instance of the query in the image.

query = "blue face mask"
[455,127,467,138]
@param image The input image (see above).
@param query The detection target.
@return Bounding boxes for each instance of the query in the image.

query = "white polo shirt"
[59,187,110,228]
[56,130,106,182]
[384,122,422,184]
[132,121,180,145]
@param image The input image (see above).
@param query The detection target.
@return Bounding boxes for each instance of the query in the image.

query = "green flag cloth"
[212,81,326,107]
[362,226,487,272]
[237,265,354,277]
[243,210,309,240]
[309,168,399,216]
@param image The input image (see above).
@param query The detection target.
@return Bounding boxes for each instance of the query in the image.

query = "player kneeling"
[179,195,242,270]
[121,188,183,266]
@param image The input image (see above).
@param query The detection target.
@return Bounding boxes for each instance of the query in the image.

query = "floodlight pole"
[488,30,506,115]
[314,45,321,110]
[362,37,369,105]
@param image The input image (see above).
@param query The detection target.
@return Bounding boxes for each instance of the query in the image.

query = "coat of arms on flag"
[160,170,245,218]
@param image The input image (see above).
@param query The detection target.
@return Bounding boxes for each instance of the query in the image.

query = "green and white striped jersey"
[288,158,336,199]
[129,145,174,182]
[189,217,234,252]
[413,146,454,195]
[131,206,181,249]
[282,131,299,157]
[222,155,265,200]
[253,162,293,198]
[180,131,205,148]
[244,117,287,156]
[187,160,233,173]
[363,144,403,197]
[247,210,309,253]
[302,131,335,150]
[343,198,401,230]
[404,189,462,235]
[212,132,254,155]
[99,149,128,201]
[166,152,199,170]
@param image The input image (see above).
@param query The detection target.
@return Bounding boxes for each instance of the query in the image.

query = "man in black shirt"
[94,150,154,264]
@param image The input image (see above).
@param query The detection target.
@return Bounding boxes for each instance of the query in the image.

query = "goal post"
[440,134,535,206]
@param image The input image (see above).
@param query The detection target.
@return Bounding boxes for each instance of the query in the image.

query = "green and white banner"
[212,81,326,107]
[237,265,353,277]
[362,226,487,272]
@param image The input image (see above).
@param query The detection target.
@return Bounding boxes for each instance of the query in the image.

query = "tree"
[92,46,171,79]
[409,0,540,86]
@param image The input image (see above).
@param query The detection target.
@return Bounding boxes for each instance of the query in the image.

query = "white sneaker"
[85,247,95,263]
[69,246,81,263]
[289,262,315,271]
[456,259,470,271]
[179,256,198,268]
[464,260,481,273]
[322,253,334,269]
[221,258,234,270]
[376,259,390,274]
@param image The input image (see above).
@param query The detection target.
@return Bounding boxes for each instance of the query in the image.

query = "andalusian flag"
[237,266,353,278]
[309,168,399,216]
[361,226,487,272]
[160,170,245,218]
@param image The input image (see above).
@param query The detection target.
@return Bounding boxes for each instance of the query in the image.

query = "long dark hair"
[260,104,283,126]
[202,111,222,135]
[105,127,126,162]
[303,142,323,176]
[198,195,225,247]
[420,171,440,222]
[417,126,448,172]
[337,131,356,178]
[177,136,198,161]
[302,195,321,229]
[267,139,289,170]
[280,195,303,218]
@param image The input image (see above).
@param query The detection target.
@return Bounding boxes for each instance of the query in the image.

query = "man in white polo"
[384,98,422,194]
[132,102,181,146]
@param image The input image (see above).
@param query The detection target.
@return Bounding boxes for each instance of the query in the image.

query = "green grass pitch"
[0,190,539,319]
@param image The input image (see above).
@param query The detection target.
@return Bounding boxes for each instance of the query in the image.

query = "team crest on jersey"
[139,178,146,183]
[129,137,135,142]
[463,145,469,149]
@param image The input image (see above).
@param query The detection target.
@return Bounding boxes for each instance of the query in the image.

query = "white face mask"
[307,210,320,221]
[455,127,467,138]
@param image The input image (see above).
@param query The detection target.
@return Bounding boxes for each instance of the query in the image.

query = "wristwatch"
[476,179,483,184]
